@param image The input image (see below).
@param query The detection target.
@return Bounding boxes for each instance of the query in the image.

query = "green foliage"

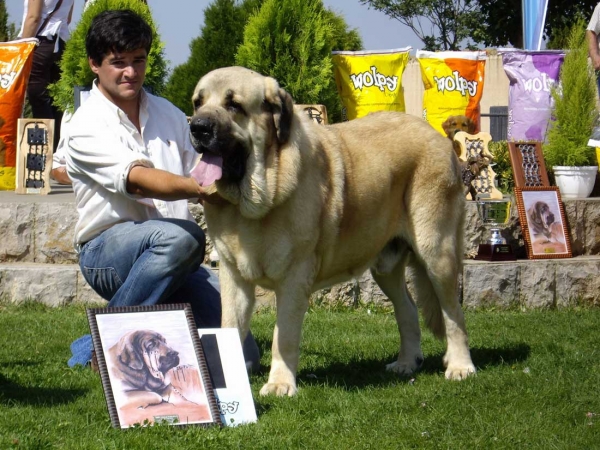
[236,0,361,123]
[0,0,17,41]
[488,140,514,194]
[1,302,600,448]
[543,20,598,168]
[49,0,168,113]
[359,0,483,51]
[164,0,264,115]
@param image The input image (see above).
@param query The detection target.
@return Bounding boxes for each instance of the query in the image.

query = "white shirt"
[588,3,600,49]
[18,0,74,43]
[64,81,199,247]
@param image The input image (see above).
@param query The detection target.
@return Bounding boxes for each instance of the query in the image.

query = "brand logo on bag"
[522,73,555,93]
[433,71,478,97]
[349,66,398,92]
[0,71,17,90]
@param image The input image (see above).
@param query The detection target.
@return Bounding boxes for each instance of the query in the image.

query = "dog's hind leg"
[371,242,424,376]
[410,221,476,380]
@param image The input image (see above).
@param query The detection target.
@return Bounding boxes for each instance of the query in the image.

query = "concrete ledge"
[0,263,103,306]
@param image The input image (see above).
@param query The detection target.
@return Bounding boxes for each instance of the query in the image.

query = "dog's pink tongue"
[190,153,223,187]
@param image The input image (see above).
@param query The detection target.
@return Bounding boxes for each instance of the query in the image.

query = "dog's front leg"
[219,260,256,344]
[260,262,314,397]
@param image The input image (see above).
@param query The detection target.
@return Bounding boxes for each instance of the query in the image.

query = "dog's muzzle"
[190,116,216,153]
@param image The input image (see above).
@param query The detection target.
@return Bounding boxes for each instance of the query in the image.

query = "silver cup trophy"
[475,198,516,261]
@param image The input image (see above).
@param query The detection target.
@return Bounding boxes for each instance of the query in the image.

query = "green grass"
[1,301,599,449]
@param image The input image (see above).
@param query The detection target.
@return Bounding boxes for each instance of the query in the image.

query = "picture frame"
[86,304,222,429]
[514,186,572,259]
[508,141,550,188]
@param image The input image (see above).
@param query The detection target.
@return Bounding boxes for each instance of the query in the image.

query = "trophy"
[475,198,516,261]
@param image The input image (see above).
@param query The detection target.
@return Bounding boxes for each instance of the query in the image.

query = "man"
[587,2,600,95]
[64,9,258,369]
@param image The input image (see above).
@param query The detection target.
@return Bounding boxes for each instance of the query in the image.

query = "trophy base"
[475,243,516,261]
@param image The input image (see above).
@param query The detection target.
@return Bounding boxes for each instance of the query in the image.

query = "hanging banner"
[523,0,549,51]
[500,50,564,142]
[417,50,486,136]
[332,48,411,121]
[0,38,37,190]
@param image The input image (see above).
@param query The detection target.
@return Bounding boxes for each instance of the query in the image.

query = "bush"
[488,140,514,194]
[543,19,598,167]
[49,0,168,113]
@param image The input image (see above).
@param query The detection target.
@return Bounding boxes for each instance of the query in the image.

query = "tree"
[163,0,264,115]
[236,0,362,122]
[359,0,483,51]
[49,0,168,112]
[0,0,17,41]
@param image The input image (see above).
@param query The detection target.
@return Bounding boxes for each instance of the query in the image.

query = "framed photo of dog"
[86,304,222,429]
[515,187,572,259]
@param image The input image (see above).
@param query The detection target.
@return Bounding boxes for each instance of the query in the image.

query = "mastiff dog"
[189,66,476,397]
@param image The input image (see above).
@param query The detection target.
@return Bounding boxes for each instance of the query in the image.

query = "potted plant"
[543,19,599,199]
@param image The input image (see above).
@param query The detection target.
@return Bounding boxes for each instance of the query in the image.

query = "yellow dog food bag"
[332,48,411,120]
[0,39,37,190]
[417,50,486,136]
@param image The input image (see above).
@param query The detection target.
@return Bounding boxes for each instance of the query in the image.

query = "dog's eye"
[145,339,157,350]
[226,100,245,114]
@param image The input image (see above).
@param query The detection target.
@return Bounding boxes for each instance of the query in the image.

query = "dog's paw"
[259,382,298,397]
[386,356,423,376]
[444,364,476,381]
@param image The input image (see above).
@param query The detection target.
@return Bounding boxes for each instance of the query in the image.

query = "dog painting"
[526,200,567,255]
[190,66,476,397]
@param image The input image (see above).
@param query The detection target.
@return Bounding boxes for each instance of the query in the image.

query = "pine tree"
[0,0,17,41]
[236,0,362,123]
[163,0,264,115]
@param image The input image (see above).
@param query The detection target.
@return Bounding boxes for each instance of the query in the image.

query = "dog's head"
[528,201,555,236]
[112,330,180,390]
[441,115,476,140]
[189,66,294,187]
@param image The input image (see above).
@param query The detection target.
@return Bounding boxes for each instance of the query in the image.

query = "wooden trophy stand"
[15,119,54,195]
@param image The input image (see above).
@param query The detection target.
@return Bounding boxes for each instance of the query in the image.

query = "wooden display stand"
[454,131,503,200]
[295,104,328,125]
[15,118,54,195]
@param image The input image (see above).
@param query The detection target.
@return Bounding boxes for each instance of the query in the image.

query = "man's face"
[89,48,147,107]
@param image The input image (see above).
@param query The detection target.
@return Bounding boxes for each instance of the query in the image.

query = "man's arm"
[588,30,600,70]
[127,165,219,204]
[21,0,43,38]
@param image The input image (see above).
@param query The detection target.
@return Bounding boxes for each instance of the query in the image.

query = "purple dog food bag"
[500,50,565,142]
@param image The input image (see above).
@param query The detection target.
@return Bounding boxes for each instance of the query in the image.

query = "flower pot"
[553,166,598,199]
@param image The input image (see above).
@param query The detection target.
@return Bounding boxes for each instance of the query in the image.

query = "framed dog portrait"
[515,187,572,259]
[86,304,222,429]
[508,141,550,188]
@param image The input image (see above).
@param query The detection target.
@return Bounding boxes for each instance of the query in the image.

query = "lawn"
[0,301,599,449]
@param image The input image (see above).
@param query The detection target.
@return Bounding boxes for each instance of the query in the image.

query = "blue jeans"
[71,219,260,370]
[78,218,220,326]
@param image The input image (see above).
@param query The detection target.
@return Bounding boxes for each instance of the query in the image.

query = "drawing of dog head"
[108,330,180,393]
[527,201,556,239]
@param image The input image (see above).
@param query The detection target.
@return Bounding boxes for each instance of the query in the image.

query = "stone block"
[462,261,519,309]
[0,263,77,306]
[554,257,600,307]
[518,260,555,308]
[0,203,35,262]
[34,203,79,263]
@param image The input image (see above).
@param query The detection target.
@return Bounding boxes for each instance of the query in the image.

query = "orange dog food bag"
[0,39,37,189]
[417,50,486,136]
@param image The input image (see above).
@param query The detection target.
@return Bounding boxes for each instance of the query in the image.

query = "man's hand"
[50,167,72,185]
[587,30,600,70]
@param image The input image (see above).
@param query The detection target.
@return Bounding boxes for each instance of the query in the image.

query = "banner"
[0,38,37,190]
[500,50,564,142]
[417,50,487,136]
[523,0,549,51]
[332,48,411,121]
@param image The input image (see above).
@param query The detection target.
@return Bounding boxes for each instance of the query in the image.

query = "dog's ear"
[117,332,144,370]
[441,117,452,136]
[264,77,294,144]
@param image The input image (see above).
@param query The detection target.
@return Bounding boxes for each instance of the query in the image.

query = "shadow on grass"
[255,341,531,391]
[0,361,87,406]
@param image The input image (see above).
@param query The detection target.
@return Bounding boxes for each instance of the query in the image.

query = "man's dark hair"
[86,10,153,65]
